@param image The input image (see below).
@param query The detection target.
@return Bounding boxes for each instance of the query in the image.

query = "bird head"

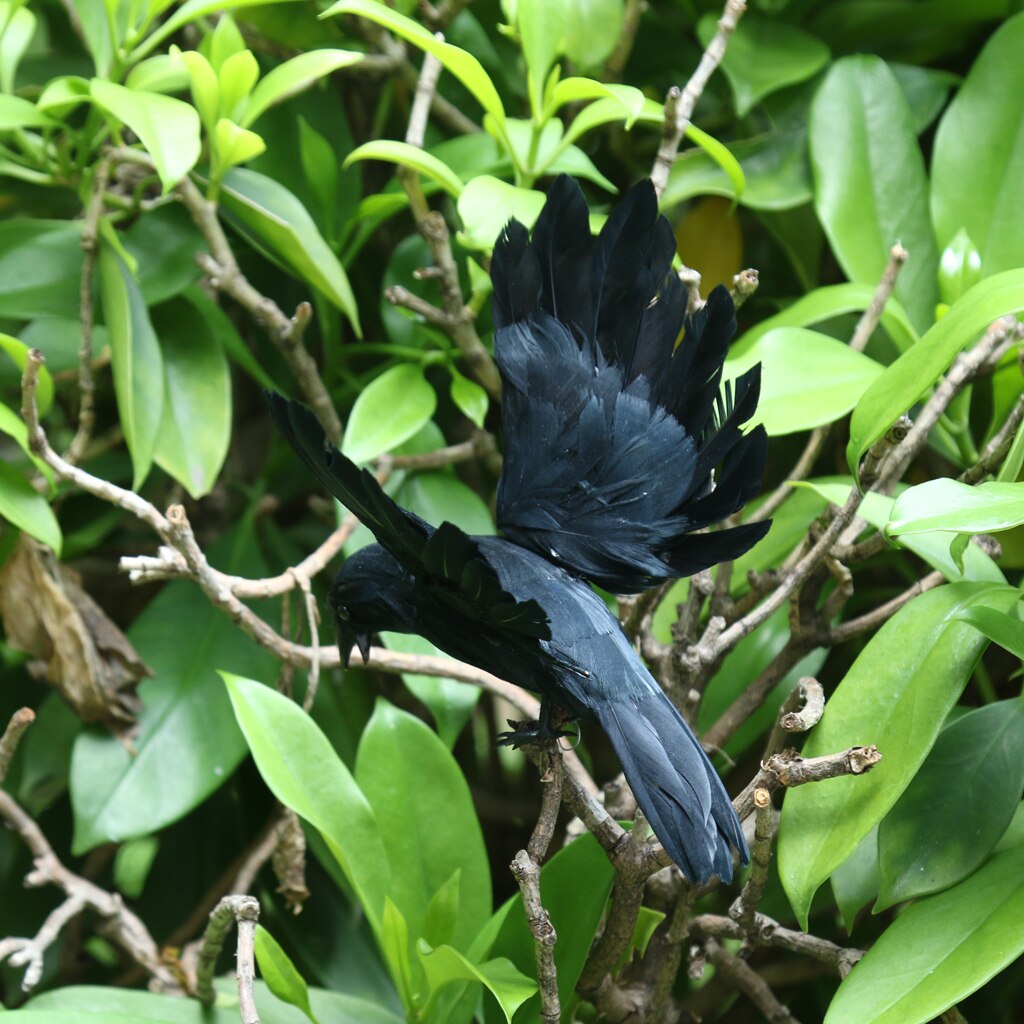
[328,544,416,668]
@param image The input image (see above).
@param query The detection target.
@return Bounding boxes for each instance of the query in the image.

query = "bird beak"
[355,631,372,664]
[335,615,372,668]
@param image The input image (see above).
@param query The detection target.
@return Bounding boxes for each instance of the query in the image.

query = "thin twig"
[730,788,774,936]
[0,707,35,786]
[960,387,1024,485]
[763,678,824,759]
[703,938,801,1024]
[194,894,261,1022]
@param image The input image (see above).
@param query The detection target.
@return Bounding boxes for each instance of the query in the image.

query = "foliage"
[1,1,1023,1023]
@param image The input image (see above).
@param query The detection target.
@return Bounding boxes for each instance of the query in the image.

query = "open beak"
[335,615,372,668]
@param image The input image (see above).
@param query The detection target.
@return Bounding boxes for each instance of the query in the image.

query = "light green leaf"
[380,898,415,1014]
[0,333,54,414]
[150,295,232,498]
[887,479,1024,538]
[698,12,829,116]
[810,56,938,334]
[173,48,219,134]
[205,13,247,71]
[516,0,567,119]
[831,827,879,931]
[456,175,546,251]
[547,79,643,124]
[212,118,266,178]
[732,282,919,356]
[323,1,505,129]
[558,0,624,68]
[559,95,661,154]
[216,49,259,122]
[98,239,163,489]
[124,55,191,95]
[0,0,35,93]
[847,269,1024,480]
[113,836,159,899]
[345,140,463,197]
[37,76,92,116]
[224,674,391,935]
[932,13,1024,275]
[218,168,361,333]
[0,461,61,553]
[877,700,1024,909]
[90,80,201,193]
[824,844,1024,1024]
[955,606,1024,660]
[449,369,488,427]
[0,94,57,130]
[419,944,536,1024]
[778,581,1017,928]
[938,229,982,307]
[242,49,364,127]
[723,327,883,435]
[342,363,436,464]
[254,926,319,1024]
[686,122,746,200]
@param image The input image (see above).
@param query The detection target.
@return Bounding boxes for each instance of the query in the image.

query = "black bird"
[268,176,769,884]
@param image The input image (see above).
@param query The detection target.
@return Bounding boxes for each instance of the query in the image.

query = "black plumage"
[267,176,769,884]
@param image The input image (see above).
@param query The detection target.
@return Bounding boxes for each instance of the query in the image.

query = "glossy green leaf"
[212,118,266,178]
[419,944,535,1024]
[831,827,879,931]
[456,175,546,250]
[98,240,163,489]
[877,699,1024,909]
[0,333,54,414]
[149,295,232,498]
[123,204,204,306]
[847,270,1024,480]
[449,369,488,427]
[242,49,363,126]
[797,479,1005,585]
[685,123,746,200]
[547,79,643,123]
[37,75,92,116]
[0,461,61,553]
[516,0,567,119]
[0,220,83,319]
[733,282,918,356]
[698,12,829,116]
[205,13,247,70]
[954,606,1024,660]
[225,674,391,935]
[0,0,35,93]
[931,13,1024,274]
[0,95,56,130]
[174,47,219,133]
[558,0,624,68]
[217,50,259,122]
[90,81,201,192]
[558,95,660,154]
[342,363,436,464]
[70,526,278,853]
[323,1,505,129]
[887,479,1024,538]
[380,898,415,1013]
[810,56,938,334]
[355,700,490,951]
[254,926,319,1024]
[124,55,191,95]
[345,140,463,197]
[723,327,883,435]
[778,581,1017,928]
[824,844,1024,1024]
[218,168,361,333]
[889,62,958,135]
[938,228,982,306]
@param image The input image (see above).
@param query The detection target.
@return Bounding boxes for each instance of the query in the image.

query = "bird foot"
[497,717,578,749]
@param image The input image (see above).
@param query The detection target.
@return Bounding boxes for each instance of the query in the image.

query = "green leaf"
[149,295,232,499]
[516,0,567,119]
[778,581,1017,928]
[558,0,624,68]
[37,76,92,117]
[847,269,1024,480]
[354,700,491,952]
[809,56,938,334]
[938,229,983,307]
[124,55,191,95]
[205,13,247,70]
[547,79,643,124]
[449,369,488,428]
[123,204,204,306]
[931,13,1024,275]
[212,118,266,178]
[889,63,958,135]
[877,700,1024,909]
[69,525,278,852]
[173,48,219,133]
[342,363,437,464]
[113,836,159,899]
[824,844,1024,1024]
[345,140,464,197]
[723,327,884,435]
[322,1,506,130]
[456,175,546,251]
[698,12,829,116]
[887,479,1024,538]
[419,944,535,1024]
[224,674,391,935]
[98,239,163,490]
[90,80,201,193]
[0,94,56,130]
[242,49,364,127]
[0,220,83,319]
[954,606,1024,660]
[685,123,746,201]
[732,282,919,357]
[218,168,361,333]
[216,50,259,122]
[254,926,320,1024]
[380,898,415,1014]
[0,461,61,553]
[0,333,54,414]
[831,827,879,931]
[0,0,35,93]
[558,95,661,154]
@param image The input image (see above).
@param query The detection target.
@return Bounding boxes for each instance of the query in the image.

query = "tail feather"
[597,688,748,884]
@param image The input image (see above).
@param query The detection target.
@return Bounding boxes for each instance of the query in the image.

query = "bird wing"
[492,175,769,594]
[267,392,550,640]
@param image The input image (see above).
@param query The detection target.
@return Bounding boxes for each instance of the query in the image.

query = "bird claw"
[497,717,579,749]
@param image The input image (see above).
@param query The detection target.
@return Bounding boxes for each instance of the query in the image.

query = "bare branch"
[764,678,824,758]
[730,788,774,937]
[704,938,802,1023]
[194,894,261,1022]
[0,707,35,785]
[850,244,908,353]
